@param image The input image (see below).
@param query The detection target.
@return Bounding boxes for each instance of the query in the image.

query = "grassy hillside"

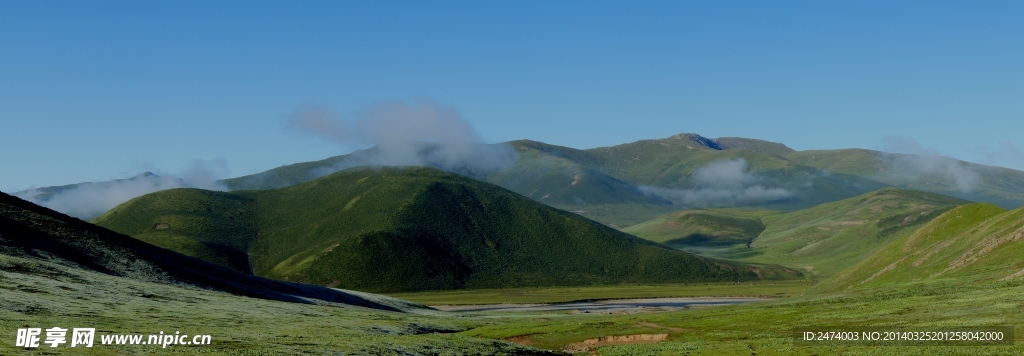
[0,191,428,311]
[817,203,1024,293]
[628,188,969,279]
[736,188,969,278]
[96,167,799,293]
[0,192,560,354]
[624,208,776,252]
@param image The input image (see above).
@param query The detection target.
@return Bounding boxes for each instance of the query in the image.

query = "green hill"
[817,202,1024,293]
[628,188,969,278]
[95,167,798,293]
[0,191,426,312]
[623,208,776,252]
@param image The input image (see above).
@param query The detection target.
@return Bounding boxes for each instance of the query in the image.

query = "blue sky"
[2,1,1022,192]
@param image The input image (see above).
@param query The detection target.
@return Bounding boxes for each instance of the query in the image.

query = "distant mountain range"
[220,133,1024,226]
[15,133,1024,227]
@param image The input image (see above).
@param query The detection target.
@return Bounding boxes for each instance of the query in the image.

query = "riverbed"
[433,297,766,313]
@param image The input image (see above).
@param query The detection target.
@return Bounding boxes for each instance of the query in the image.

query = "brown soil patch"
[564,334,668,353]
[944,225,1024,275]
[859,256,908,286]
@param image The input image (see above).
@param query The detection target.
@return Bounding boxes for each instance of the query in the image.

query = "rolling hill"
[627,188,970,278]
[94,167,798,293]
[817,202,1024,293]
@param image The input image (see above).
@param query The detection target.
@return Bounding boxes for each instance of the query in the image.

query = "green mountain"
[627,188,969,278]
[817,202,1024,293]
[0,191,424,312]
[95,167,798,293]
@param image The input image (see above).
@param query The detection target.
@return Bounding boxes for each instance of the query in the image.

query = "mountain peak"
[668,133,722,150]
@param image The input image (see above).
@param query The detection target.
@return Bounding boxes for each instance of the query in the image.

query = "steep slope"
[817,203,1024,293]
[738,188,969,278]
[0,191,426,312]
[95,167,799,293]
[627,188,969,278]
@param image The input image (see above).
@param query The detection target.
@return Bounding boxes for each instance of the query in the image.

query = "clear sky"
[2,1,1022,192]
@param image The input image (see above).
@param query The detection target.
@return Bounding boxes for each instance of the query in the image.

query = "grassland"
[0,252,553,355]
[461,280,1024,354]
[6,187,1024,354]
[818,203,1024,293]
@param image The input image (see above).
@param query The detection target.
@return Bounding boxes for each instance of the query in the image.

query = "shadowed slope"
[0,191,428,312]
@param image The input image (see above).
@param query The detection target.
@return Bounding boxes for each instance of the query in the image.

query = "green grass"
[95,167,799,293]
[7,186,1024,354]
[0,252,552,355]
[629,188,969,279]
[388,281,812,305]
[460,280,1024,354]
[817,203,1024,293]
[624,208,776,252]
[733,188,968,278]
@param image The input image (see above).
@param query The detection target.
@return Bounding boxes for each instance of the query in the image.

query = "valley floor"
[5,255,1021,355]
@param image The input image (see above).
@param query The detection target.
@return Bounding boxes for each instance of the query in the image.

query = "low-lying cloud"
[287,101,517,176]
[14,160,228,220]
[638,158,793,206]
[976,142,1024,172]
[878,136,980,192]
